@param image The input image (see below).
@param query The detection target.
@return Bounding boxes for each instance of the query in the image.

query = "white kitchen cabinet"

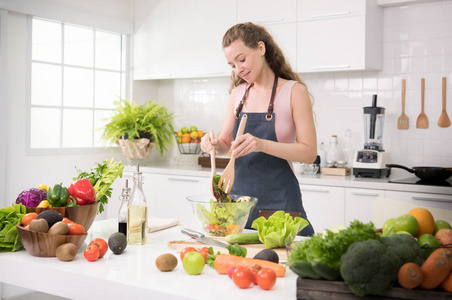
[299,184,345,234]
[238,0,297,68]
[133,0,237,80]
[296,0,382,73]
[384,191,452,212]
[344,188,385,225]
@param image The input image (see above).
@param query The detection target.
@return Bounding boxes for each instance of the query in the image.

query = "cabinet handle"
[310,65,350,70]
[254,18,285,24]
[301,187,330,193]
[351,191,379,197]
[310,11,351,19]
[167,177,200,183]
[412,196,452,203]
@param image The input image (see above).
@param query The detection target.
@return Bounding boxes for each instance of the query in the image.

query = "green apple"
[395,231,412,235]
[190,125,198,132]
[382,218,395,236]
[418,233,441,259]
[182,251,205,275]
[434,220,452,235]
[181,127,189,134]
[393,214,418,236]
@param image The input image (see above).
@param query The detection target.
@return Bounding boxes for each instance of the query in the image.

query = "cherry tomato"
[84,244,100,262]
[180,247,197,261]
[247,264,262,285]
[198,247,210,264]
[68,223,85,235]
[256,268,277,290]
[89,238,108,258]
[22,213,38,227]
[232,267,253,289]
[62,217,74,225]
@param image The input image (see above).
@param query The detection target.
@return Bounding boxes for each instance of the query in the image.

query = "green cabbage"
[251,211,309,249]
[0,204,26,252]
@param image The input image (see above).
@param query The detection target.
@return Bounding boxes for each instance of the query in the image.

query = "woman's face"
[223,39,265,83]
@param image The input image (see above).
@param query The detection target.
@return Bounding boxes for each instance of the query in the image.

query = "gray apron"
[231,76,315,236]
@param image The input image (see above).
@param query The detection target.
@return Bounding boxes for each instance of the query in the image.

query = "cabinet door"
[238,0,297,23]
[154,174,211,224]
[345,188,385,225]
[133,0,236,80]
[297,0,366,21]
[299,184,345,234]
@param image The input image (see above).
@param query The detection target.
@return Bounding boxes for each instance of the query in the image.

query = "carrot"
[398,262,423,290]
[440,271,452,293]
[420,248,452,290]
[214,254,286,277]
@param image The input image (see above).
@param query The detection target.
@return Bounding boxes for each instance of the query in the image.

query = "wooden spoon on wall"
[438,77,451,128]
[397,79,409,129]
[416,78,428,128]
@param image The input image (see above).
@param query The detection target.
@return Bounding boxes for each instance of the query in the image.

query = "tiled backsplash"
[134,1,452,172]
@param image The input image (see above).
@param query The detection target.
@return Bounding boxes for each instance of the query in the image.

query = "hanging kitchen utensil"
[209,130,217,198]
[416,78,428,128]
[397,79,409,129]
[386,164,452,181]
[438,77,451,128]
[219,114,248,194]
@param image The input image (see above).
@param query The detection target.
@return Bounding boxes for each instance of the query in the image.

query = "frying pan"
[386,164,452,181]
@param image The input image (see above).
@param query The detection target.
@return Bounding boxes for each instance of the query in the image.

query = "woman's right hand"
[200,131,217,153]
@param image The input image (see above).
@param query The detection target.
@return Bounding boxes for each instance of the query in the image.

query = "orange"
[197,130,205,138]
[408,208,435,237]
[181,133,191,143]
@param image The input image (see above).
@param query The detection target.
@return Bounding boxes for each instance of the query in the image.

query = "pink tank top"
[234,80,297,143]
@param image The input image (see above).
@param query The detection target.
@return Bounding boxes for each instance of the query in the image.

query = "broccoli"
[340,239,402,297]
[381,233,423,266]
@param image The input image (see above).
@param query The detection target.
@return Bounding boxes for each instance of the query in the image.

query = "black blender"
[353,95,391,178]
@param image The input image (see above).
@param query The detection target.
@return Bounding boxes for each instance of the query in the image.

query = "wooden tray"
[297,278,451,300]
[168,236,288,262]
[198,156,230,169]
[321,167,351,176]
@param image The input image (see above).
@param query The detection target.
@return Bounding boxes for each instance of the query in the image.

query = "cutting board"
[168,236,288,262]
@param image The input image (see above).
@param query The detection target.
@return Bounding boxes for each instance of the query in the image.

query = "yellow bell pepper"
[37,184,49,192]
[37,200,51,208]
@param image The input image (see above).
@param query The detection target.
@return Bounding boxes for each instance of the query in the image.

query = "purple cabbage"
[15,188,47,207]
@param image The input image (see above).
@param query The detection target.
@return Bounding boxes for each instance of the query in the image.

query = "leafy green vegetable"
[74,158,125,214]
[287,220,379,271]
[0,204,26,252]
[226,243,247,257]
[206,247,220,268]
[195,200,251,229]
[251,211,309,249]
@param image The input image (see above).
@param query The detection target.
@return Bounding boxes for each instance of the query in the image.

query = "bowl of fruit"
[175,125,205,155]
[186,194,258,237]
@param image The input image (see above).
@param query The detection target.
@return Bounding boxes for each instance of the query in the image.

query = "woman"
[200,22,316,236]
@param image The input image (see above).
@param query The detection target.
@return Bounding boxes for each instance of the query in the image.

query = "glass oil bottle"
[118,179,131,236]
[127,164,148,245]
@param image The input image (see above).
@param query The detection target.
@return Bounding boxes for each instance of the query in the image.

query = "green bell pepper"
[47,184,70,207]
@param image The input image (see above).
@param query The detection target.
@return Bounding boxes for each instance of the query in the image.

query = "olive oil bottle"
[127,164,148,245]
[118,179,130,236]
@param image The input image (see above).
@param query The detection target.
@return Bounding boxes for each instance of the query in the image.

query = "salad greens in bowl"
[187,195,258,237]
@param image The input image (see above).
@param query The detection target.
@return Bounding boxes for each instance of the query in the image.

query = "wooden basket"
[115,138,154,159]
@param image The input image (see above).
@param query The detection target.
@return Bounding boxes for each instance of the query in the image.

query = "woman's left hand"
[230,133,261,158]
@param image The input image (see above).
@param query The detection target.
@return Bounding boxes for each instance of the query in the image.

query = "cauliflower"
[381,233,423,266]
[340,239,402,297]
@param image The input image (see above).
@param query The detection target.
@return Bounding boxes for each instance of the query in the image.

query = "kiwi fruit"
[155,253,178,272]
[108,232,127,255]
[48,221,69,235]
[253,249,279,264]
[29,218,49,233]
[56,243,78,261]
[37,210,63,228]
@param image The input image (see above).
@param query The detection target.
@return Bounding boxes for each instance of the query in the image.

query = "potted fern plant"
[101,98,175,159]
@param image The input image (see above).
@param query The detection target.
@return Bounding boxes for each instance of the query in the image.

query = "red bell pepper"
[68,178,96,205]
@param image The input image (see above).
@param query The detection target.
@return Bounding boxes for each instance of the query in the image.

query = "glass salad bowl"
[187,194,258,237]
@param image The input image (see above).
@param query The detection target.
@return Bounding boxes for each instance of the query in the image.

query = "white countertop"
[125,163,452,196]
[0,220,298,300]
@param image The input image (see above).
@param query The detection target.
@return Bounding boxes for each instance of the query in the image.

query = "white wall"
[133,1,452,179]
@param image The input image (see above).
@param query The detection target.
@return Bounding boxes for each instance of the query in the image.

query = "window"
[29,17,128,151]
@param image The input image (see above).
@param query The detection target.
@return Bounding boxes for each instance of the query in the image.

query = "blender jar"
[363,95,385,151]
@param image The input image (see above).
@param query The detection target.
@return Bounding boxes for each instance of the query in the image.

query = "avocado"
[108,232,127,255]
[37,210,63,228]
[253,249,279,264]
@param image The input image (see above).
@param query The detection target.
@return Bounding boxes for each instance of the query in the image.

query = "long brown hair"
[222,22,305,93]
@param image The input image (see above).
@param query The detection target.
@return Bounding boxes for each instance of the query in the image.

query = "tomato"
[62,217,74,225]
[247,264,262,285]
[68,223,85,235]
[90,238,108,258]
[84,244,100,262]
[22,213,38,227]
[198,247,210,264]
[180,247,197,261]
[232,267,253,289]
[182,251,205,275]
[256,268,277,290]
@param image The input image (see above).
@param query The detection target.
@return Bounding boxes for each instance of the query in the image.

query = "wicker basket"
[115,138,154,159]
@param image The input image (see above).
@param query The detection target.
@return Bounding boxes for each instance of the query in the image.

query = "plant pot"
[115,137,154,159]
